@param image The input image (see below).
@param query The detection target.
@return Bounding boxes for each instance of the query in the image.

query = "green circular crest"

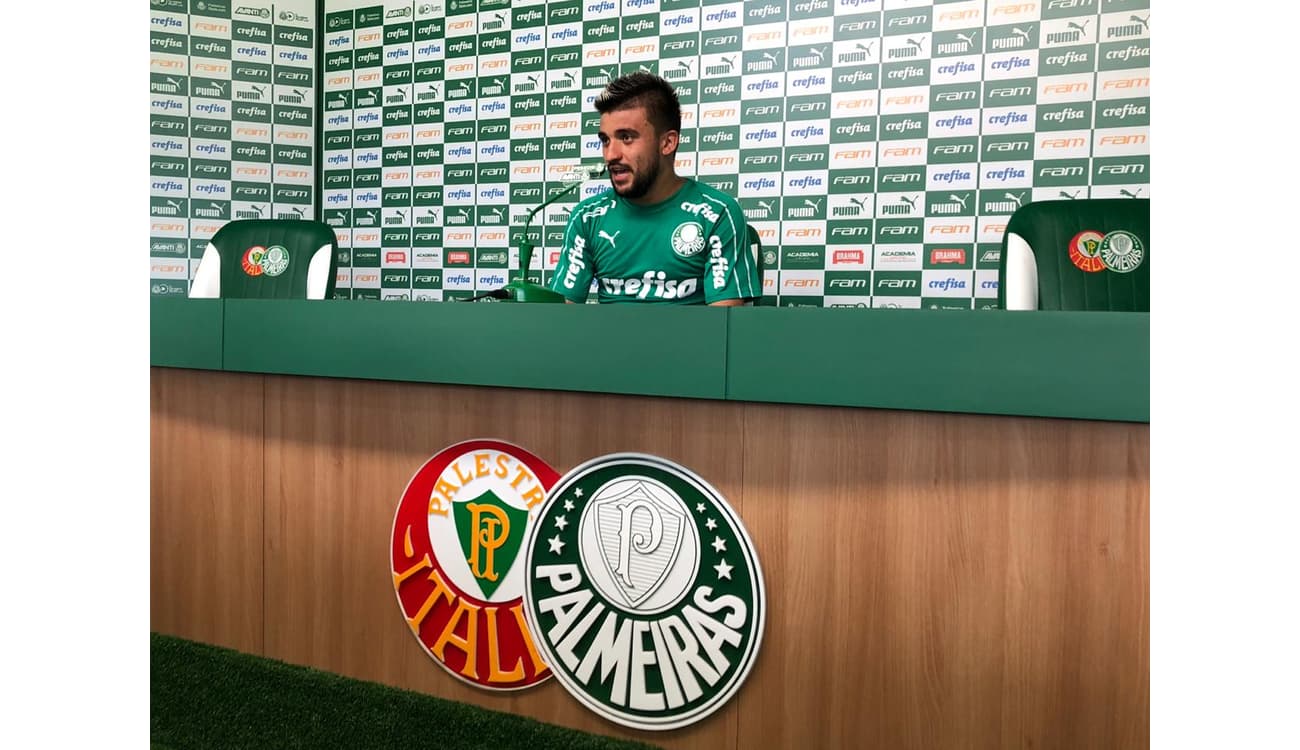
[261,245,291,277]
[523,453,765,731]
[670,222,706,258]
[1099,230,1144,273]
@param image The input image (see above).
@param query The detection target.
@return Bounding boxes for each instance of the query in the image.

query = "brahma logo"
[523,453,766,731]
[391,440,560,691]
[930,248,967,265]
[831,249,866,266]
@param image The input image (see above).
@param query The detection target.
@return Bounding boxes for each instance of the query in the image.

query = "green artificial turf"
[151,633,660,750]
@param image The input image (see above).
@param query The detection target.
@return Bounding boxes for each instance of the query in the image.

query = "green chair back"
[189,219,338,299]
[997,199,1149,311]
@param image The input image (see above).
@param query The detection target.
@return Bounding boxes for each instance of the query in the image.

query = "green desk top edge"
[151,300,1149,422]
[151,298,224,370]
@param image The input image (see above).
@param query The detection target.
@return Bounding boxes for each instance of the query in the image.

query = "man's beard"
[611,158,660,200]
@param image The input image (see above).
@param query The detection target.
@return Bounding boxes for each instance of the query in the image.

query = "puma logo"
[598,230,620,248]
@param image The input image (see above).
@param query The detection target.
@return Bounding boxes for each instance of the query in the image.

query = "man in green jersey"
[548,73,761,305]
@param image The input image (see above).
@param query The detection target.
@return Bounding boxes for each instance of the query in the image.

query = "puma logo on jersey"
[598,230,620,248]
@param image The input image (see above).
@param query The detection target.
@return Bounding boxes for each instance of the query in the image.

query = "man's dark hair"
[593,72,682,135]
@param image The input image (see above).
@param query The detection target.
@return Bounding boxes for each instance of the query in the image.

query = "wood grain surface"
[152,368,1149,749]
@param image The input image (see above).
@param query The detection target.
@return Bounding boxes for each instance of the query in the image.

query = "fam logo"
[391,440,560,690]
[1068,229,1144,273]
[523,453,766,730]
[240,244,289,277]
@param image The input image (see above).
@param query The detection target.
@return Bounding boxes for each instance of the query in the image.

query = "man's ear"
[660,129,680,156]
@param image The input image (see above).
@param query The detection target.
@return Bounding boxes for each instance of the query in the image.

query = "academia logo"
[392,440,561,691]
[523,453,765,730]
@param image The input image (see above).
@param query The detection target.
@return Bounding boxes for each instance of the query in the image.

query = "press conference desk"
[151,299,1149,749]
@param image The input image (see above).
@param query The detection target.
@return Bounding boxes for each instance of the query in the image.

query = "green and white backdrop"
[149,0,318,296]
[150,0,1150,308]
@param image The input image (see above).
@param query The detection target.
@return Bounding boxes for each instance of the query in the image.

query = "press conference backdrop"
[150,0,1151,308]
[149,0,319,297]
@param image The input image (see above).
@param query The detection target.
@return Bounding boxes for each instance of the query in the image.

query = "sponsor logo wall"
[163,0,1149,307]
[149,0,318,297]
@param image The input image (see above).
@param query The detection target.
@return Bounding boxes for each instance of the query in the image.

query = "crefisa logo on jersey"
[522,453,766,730]
[391,439,560,691]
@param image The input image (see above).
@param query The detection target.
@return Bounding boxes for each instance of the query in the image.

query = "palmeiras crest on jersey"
[390,439,559,691]
[522,453,766,731]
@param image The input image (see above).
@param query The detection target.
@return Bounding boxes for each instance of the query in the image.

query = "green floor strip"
[151,633,660,750]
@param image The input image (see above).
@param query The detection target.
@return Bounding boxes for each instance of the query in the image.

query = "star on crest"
[548,535,565,554]
[714,559,733,580]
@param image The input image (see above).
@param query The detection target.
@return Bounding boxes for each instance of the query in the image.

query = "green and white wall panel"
[150,0,318,296]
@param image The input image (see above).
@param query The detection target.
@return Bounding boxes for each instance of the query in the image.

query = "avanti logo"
[523,454,765,730]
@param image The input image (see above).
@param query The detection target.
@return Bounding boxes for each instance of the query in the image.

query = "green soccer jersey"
[548,178,761,304]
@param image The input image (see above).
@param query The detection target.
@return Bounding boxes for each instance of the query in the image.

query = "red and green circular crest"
[391,439,559,690]
[241,245,267,276]
[1067,230,1106,273]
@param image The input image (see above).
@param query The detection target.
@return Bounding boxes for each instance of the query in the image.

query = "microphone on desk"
[458,163,609,303]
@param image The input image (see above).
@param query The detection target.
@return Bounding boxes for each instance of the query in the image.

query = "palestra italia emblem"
[390,439,559,690]
[523,453,766,730]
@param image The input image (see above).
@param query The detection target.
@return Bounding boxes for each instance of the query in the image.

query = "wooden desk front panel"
[150,368,265,654]
[151,368,1148,749]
